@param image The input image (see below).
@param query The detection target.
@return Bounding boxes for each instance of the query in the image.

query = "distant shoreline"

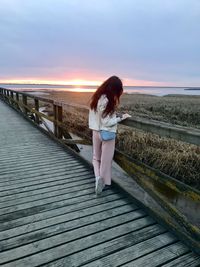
[1,82,199,89]
[1,84,200,96]
[185,88,200,90]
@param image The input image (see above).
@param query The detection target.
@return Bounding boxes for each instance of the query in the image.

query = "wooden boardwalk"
[0,100,200,267]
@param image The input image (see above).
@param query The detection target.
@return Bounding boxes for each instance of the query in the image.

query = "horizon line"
[0,82,195,88]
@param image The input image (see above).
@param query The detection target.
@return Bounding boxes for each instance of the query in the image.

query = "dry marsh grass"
[47,91,200,128]
[120,94,200,129]
[117,128,200,189]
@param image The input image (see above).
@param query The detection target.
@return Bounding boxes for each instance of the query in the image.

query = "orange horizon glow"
[0,78,171,87]
[0,79,101,86]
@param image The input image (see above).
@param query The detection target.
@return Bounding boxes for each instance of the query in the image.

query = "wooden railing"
[1,87,200,145]
[0,87,80,151]
[121,115,200,146]
[0,87,200,254]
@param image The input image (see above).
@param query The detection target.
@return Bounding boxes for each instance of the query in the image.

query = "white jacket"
[89,95,121,133]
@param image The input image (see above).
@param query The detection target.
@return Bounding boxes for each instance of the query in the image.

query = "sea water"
[1,83,200,96]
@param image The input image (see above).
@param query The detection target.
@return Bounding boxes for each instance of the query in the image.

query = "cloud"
[0,0,200,85]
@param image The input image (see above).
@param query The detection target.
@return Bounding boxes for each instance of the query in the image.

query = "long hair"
[90,76,123,117]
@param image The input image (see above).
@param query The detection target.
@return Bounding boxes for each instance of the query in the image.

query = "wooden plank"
[0,166,90,186]
[0,180,95,208]
[1,164,89,182]
[121,241,190,267]
[0,168,92,194]
[0,176,105,201]
[0,149,73,163]
[0,176,93,203]
[0,154,73,167]
[0,165,91,190]
[44,224,164,267]
[83,235,183,267]
[0,198,131,241]
[0,160,81,177]
[0,188,100,221]
[0,172,93,198]
[0,204,136,251]
[0,184,97,215]
[0,211,147,265]
[0,146,73,159]
[162,251,200,266]
[3,223,162,267]
[0,163,84,185]
[1,162,87,181]
[0,193,124,231]
[0,147,70,159]
[0,189,117,223]
[0,169,93,196]
[0,153,71,165]
[0,160,83,180]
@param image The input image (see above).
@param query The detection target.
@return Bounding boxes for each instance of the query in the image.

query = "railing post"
[4,89,6,100]
[34,99,40,124]
[53,102,63,139]
[6,90,9,103]
[22,95,28,115]
[16,92,20,110]
[0,88,2,100]
[1,89,5,100]
[57,105,63,139]
[53,104,58,137]
[10,91,14,105]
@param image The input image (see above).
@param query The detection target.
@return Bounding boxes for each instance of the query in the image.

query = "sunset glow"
[66,87,95,92]
[1,1,200,87]
[0,78,169,87]
[0,79,101,86]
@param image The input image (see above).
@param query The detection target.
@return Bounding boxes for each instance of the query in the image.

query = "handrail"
[0,87,79,151]
[121,116,200,146]
[60,101,200,146]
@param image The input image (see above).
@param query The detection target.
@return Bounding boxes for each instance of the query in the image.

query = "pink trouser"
[92,130,115,185]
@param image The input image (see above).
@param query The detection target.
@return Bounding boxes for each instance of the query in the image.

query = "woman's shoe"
[95,177,104,195]
[102,184,112,191]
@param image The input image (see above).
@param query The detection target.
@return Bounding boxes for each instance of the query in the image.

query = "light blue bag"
[100,130,116,141]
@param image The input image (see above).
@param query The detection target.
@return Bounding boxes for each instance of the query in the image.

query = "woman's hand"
[121,113,131,120]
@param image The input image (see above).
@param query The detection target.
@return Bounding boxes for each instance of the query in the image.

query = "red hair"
[90,76,123,117]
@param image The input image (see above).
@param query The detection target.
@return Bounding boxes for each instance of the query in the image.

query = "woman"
[89,76,131,194]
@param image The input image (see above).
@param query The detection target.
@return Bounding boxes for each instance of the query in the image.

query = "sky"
[0,0,200,86]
